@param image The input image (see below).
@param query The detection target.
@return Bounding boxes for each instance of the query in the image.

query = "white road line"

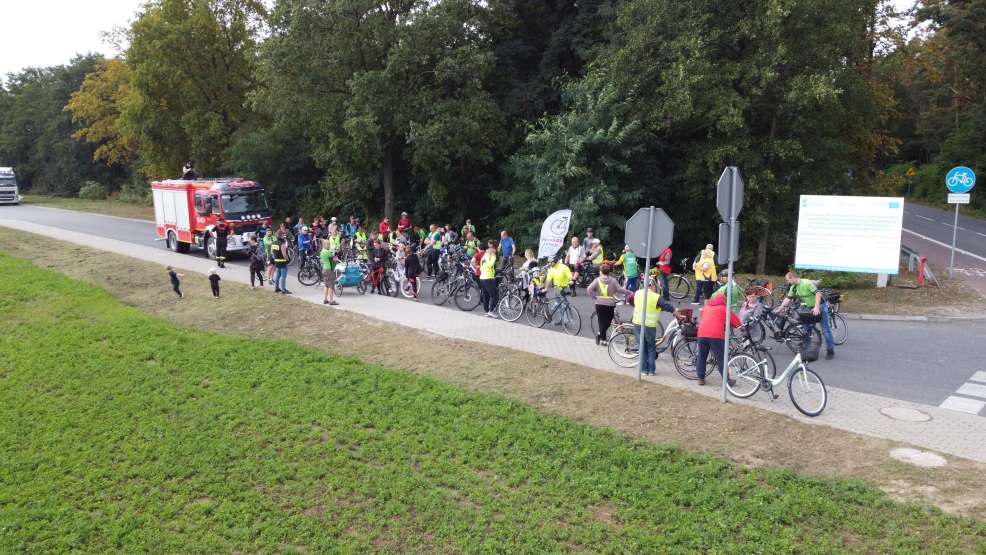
[957,382,986,400]
[969,371,986,384]
[916,214,935,221]
[939,396,986,415]
[978,232,986,238]
[901,228,986,263]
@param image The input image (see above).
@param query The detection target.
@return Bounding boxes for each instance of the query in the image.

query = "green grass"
[0,255,983,553]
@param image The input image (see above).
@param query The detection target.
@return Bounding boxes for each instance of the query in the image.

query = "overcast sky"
[0,0,918,78]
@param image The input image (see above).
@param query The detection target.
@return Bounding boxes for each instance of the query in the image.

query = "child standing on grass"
[208,268,221,298]
[167,266,184,298]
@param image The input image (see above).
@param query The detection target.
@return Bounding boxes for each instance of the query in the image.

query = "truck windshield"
[220,190,268,214]
[0,178,16,187]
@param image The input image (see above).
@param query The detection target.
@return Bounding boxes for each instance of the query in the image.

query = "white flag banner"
[537,209,572,260]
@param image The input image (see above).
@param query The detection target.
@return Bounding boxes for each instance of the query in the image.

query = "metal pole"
[637,207,655,382]
[721,170,737,403]
[949,203,959,278]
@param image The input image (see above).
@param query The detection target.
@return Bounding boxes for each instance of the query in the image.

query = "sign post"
[945,166,976,278]
[716,167,744,403]
[625,207,674,381]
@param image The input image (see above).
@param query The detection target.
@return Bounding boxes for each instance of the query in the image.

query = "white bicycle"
[725,339,828,417]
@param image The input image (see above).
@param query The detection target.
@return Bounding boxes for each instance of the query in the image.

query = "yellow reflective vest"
[632,290,661,327]
[480,251,497,279]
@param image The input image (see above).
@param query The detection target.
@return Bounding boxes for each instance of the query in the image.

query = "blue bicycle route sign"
[946,166,976,193]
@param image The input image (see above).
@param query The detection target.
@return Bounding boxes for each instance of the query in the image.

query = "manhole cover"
[879,407,932,422]
[889,448,947,468]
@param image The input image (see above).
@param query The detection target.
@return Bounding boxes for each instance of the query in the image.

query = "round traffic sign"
[946,166,976,193]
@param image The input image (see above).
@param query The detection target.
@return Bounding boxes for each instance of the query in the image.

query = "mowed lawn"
[0,255,983,554]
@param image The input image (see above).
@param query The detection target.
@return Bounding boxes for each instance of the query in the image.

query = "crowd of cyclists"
[235,212,844,387]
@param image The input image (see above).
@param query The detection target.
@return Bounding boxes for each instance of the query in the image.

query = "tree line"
[0,0,983,272]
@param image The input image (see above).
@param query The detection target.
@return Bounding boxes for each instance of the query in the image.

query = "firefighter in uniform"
[214,220,229,268]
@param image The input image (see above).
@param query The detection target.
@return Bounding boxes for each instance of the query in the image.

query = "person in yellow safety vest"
[426,224,443,277]
[479,239,499,318]
[587,264,629,346]
[691,244,717,305]
[328,229,342,255]
[632,279,678,375]
[354,226,368,259]
[271,233,292,295]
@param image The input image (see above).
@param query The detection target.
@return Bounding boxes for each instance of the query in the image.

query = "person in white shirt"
[565,236,584,296]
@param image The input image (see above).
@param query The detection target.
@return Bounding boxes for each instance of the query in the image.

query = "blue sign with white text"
[946,166,976,193]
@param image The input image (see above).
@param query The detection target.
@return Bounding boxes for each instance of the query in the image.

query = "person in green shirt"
[614,246,639,291]
[710,270,743,313]
[320,243,339,306]
[461,219,476,238]
[463,231,480,257]
[775,271,835,358]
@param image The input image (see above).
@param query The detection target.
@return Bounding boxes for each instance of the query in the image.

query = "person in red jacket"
[696,295,741,386]
[378,217,391,241]
[397,211,412,237]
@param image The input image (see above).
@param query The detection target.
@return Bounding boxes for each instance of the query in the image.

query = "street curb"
[842,312,986,323]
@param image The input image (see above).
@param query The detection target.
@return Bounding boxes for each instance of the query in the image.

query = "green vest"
[623,253,638,277]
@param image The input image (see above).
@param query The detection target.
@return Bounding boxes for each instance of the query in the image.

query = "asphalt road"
[3,203,986,415]
[902,202,986,294]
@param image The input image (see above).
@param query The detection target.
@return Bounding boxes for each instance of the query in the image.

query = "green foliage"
[0,56,126,195]
[2,255,984,552]
[117,178,152,205]
[800,270,872,291]
[122,0,264,178]
[77,181,108,200]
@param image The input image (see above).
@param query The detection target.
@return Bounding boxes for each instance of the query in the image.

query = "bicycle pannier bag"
[680,321,698,339]
[800,340,820,363]
[797,307,821,324]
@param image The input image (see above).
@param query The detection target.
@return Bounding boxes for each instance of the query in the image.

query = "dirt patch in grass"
[20,194,154,221]
[2,226,985,521]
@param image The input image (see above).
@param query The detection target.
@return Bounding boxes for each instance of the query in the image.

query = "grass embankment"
[1,257,985,552]
[19,194,154,221]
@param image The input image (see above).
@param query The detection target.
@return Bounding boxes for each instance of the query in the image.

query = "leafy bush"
[801,270,872,290]
[77,181,108,200]
[117,180,151,205]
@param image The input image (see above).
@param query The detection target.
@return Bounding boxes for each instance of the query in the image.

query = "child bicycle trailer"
[337,263,363,287]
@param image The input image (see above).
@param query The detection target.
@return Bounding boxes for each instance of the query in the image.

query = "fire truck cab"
[152,178,272,258]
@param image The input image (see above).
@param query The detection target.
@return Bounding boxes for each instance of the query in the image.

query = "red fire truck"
[152,178,272,258]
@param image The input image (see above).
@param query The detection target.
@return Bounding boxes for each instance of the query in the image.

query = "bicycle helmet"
[719,269,728,278]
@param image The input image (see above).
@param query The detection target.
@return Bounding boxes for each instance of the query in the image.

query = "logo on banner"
[538,209,572,260]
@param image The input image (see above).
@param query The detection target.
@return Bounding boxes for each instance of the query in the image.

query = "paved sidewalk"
[4,218,985,464]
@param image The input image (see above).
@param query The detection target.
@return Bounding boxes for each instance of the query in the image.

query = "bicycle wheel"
[672,340,700,380]
[668,274,691,300]
[743,345,777,380]
[526,300,548,328]
[297,264,320,287]
[400,278,420,299]
[725,354,764,398]
[747,320,766,346]
[383,274,399,297]
[608,328,639,368]
[785,326,821,353]
[454,281,482,311]
[829,312,848,345]
[590,310,601,337]
[560,304,582,336]
[431,279,450,305]
[788,367,827,416]
[498,293,524,322]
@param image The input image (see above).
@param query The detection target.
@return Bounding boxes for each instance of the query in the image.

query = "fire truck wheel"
[204,236,217,260]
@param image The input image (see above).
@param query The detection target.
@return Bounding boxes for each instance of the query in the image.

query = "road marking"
[916,215,935,221]
[939,396,986,415]
[957,382,986,399]
[901,228,986,263]
[970,371,986,384]
[978,232,986,238]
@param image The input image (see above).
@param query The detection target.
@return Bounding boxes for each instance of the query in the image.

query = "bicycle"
[670,319,778,382]
[529,289,582,335]
[658,258,692,300]
[499,267,542,322]
[590,299,632,340]
[745,303,821,353]
[297,254,324,286]
[744,277,776,310]
[726,338,828,417]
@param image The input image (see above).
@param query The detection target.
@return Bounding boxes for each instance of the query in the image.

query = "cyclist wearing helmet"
[297,226,313,266]
[710,269,743,312]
